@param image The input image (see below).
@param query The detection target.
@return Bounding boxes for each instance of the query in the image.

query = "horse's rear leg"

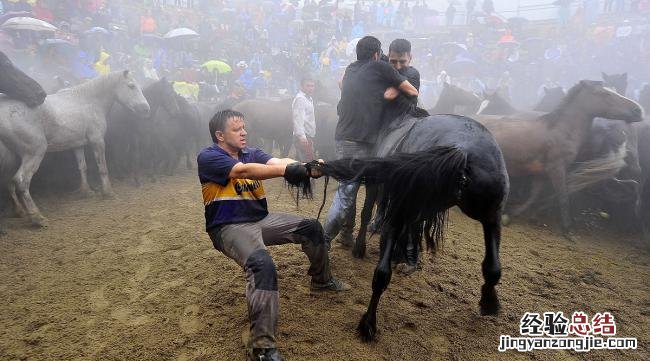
[90,141,115,198]
[73,147,94,196]
[8,182,27,218]
[479,220,502,315]
[547,167,573,238]
[358,229,395,342]
[504,177,544,225]
[13,151,47,227]
[353,184,378,258]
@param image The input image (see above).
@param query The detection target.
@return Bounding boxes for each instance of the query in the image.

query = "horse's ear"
[622,72,628,80]
[543,86,549,93]
[601,72,609,81]
[123,70,130,78]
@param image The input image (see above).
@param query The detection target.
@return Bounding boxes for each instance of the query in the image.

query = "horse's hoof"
[357,313,377,343]
[102,191,117,200]
[479,285,500,316]
[77,188,95,198]
[29,215,48,228]
[501,214,511,226]
[13,208,28,219]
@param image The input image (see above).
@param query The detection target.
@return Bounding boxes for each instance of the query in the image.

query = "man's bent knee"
[245,249,278,291]
[293,218,325,245]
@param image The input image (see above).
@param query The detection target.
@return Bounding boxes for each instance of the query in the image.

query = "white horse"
[0,70,150,227]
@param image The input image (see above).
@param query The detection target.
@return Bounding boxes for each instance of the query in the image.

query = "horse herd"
[0,48,648,341]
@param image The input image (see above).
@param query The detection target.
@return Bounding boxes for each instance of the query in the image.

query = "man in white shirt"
[292,78,317,162]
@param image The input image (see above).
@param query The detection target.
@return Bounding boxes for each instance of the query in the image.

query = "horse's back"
[401,115,508,182]
[399,114,509,217]
[401,115,501,155]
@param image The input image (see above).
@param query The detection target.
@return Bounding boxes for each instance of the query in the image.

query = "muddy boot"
[396,234,420,275]
[247,348,284,361]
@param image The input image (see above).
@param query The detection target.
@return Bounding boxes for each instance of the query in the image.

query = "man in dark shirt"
[324,35,418,247]
[383,38,421,125]
[197,110,350,361]
[382,38,423,275]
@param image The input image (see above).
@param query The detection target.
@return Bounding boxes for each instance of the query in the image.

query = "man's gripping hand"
[284,162,310,186]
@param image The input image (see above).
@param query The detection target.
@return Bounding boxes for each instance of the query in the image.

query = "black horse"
[106,77,181,185]
[0,51,46,107]
[314,114,509,341]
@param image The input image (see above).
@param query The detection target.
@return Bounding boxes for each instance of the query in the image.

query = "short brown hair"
[209,109,244,143]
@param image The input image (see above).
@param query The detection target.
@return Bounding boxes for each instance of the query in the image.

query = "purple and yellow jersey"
[197,145,273,231]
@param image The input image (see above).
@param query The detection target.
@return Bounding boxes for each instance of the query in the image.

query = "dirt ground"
[0,171,648,361]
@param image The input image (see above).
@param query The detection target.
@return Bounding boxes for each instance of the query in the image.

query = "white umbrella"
[163,27,199,39]
[1,17,57,32]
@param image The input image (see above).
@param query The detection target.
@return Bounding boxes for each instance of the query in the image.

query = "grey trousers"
[208,213,331,349]
[323,140,373,242]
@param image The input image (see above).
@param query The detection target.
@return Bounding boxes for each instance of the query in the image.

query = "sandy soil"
[0,172,648,361]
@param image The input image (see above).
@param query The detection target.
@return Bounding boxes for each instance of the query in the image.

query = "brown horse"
[477,80,643,236]
[233,98,293,156]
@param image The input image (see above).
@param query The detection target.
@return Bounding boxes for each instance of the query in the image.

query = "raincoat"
[94,51,111,75]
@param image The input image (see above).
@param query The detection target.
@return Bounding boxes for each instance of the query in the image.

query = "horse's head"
[477,89,513,115]
[534,86,566,112]
[144,77,180,117]
[580,80,642,123]
[114,70,150,117]
[601,72,628,96]
[437,82,481,112]
[0,51,46,107]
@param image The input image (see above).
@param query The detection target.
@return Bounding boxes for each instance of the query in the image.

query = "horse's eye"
[128,84,136,89]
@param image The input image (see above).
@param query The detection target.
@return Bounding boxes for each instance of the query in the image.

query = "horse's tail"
[314,146,467,251]
[567,142,627,194]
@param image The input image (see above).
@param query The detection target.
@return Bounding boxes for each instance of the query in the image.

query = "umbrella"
[447,58,478,76]
[40,38,77,55]
[1,17,57,32]
[84,26,109,35]
[0,11,32,25]
[163,27,199,39]
[201,60,232,74]
[439,42,467,55]
[346,37,361,57]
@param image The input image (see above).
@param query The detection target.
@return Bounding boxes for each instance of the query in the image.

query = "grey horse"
[0,70,150,227]
[0,51,47,235]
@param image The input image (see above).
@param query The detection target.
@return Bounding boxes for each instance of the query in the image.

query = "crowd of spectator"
[0,0,650,108]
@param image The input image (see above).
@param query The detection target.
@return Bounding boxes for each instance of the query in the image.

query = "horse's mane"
[540,81,586,125]
[63,71,127,97]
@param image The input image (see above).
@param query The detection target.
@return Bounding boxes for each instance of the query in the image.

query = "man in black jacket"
[323,35,418,248]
